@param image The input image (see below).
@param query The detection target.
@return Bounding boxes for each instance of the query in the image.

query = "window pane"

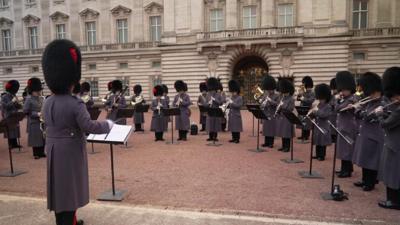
[90,79,99,97]
[361,1,368,10]
[360,12,367,28]
[210,9,223,31]
[86,22,96,45]
[353,0,360,11]
[353,12,360,28]
[150,16,161,41]
[29,27,38,49]
[2,29,11,51]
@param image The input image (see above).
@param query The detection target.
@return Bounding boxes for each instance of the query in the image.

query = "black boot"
[362,168,377,191]
[338,160,352,178]
[182,131,187,141]
[207,133,214,141]
[200,124,206,132]
[303,130,310,140]
[229,133,235,143]
[235,133,240,143]
[262,136,269,147]
[282,138,290,152]
[379,187,400,210]
[316,146,326,161]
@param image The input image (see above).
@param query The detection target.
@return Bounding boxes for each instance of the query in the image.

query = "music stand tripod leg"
[281,125,304,164]
[299,127,323,178]
[0,127,27,177]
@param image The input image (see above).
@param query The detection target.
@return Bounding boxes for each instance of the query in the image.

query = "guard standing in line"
[275,79,295,152]
[206,77,223,142]
[198,82,208,132]
[131,84,145,132]
[105,80,127,124]
[297,76,315,141]
[260,75,279,148]
[1,80,22,149]
[227,80,243,143]
[173,80,191,141]
[80,82,94,109]
[151,85,168,141]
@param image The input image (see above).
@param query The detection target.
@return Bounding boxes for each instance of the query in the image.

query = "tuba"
[252,85,264,103]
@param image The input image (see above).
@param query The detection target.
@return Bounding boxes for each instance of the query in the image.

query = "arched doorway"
[232,55,269,105]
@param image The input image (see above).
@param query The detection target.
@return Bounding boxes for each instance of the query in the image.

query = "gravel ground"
[0,109,398,224]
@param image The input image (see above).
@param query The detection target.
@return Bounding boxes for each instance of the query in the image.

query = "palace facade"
[0,0,399,102]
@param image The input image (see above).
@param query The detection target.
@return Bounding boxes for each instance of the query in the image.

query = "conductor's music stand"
[116,108,135,148]
[247,106,268,153]
[0,112,28,177]
[281,111,304,164]
[162,107,181,145]
[88,107,102,154]
[206,107,224,147]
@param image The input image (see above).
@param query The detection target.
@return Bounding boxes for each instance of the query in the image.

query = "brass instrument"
[81,94,91,104]
[157,100,162,115]
[102,91,112,103]
[252,85,264,103]
[260,96,272,109]
[339,96,380,112]
[131,95,144,107]
[274,99,284,116]
[295,84,306,101]
[112,86,129,108]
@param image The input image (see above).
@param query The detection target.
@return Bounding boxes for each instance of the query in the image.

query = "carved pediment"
[79,8,100,20]
[111,5,132,16]
[144,2,163,14]
[22,14,41,25]
[0,17,13,27]
[50,11,69,22]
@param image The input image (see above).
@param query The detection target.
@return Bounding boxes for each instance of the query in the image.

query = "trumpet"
[176,97,183,107]
[131,95,144,107]
[157,101,162,115]
[102,91,112,103]
[260,96,272,109]
[81,94,91,104]
[208,96,215,106]
[274,99,284,116]
[252,85,264,103]
[295,84,306,101]
[339,96,380,112]
[219,97,232,113]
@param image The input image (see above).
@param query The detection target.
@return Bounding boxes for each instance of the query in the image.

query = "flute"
[339,96,380,112]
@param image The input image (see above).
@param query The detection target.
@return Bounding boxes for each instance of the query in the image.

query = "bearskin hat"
[5,80,20,95]
[153,85,164,97]
[330,78,337,90]
[228,80,240,93]
[315,83,332,101]
[199,82,208,92]
[27,77,42,94]
[42,39,81,94]
[133,84,142,95]
[72,82,81,95]
[207,77,219,91]
[302,76,314,89]
[183,82,188,92]
[81,82,91,93]
[336,71,356,93]
[278,79,294,95]
[217,79,223,91]
[359,72,382,96]
[174,80,185,92]
[261,75,276,91]
[162,84,169,94]
[111,80,123,93]
[382,67,400,98]
[107,81,113,91]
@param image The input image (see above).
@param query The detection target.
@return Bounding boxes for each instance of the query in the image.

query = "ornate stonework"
[111,5,132,17]
[49,11,69,22]
[22,14,41,26]
[144,2,163,14]
[0,17,13,28]
[79,8,100,20]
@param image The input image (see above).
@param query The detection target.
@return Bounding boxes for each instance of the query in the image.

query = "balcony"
[350,27,400,37]
[0,42,161,58]
[196,27,305,41]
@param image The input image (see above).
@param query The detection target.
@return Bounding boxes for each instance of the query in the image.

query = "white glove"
[374,106,384,115]
[106,120,114,130]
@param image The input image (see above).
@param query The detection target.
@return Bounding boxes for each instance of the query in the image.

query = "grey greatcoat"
[105,94,127,124]
[378,104,400,189]
[329,96,338,137]
[228,95,243,132]
[131,95,145,124]
[43,95,110,213]
[310,102,332,146]
[261,92,280,137]
[173,93,191,131]
[150,98,168,132]
[353,98,385,171]
[163,95,171,125]
[275,95,295,138]
[1,92,21,139]
[335,95,358,161]
[23,96,45,147]
[206,91,223,132]
[198,94,208,125]
[297,90,315,130]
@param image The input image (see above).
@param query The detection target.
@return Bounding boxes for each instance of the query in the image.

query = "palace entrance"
[232,55,269,105]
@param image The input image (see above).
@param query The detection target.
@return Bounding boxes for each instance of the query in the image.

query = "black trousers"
[55,211,76,225]
[282,138,291,150]
[135,124,143,131]
[200,123,206,131]
[231,132,240,141]
[341,160,353,173]
[33,146,45,157]
[301,130,310,140]
[362,168,378,187]
[178,130,188,139]
[316,145,326,159]
[387,187,400,204]
[155,132,164,140]
[8,138,18,148]
[331,134,337,144]
[209,132,218,140]
[221,123,226,131]
[264,136,274,146]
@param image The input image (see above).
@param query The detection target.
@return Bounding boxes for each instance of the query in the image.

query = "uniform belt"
[45,127,82,138]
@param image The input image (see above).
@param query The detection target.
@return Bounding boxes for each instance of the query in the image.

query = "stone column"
[226,0,237,30]
[261,0,274,27]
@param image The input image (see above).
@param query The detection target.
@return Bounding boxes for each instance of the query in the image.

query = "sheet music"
[87,125,132,144]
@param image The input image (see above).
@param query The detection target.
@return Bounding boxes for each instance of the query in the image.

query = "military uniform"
[151,85,168,141]
[105,94,127,125]
[275,95,295,151]
[198,93,208,131]
[310,102,332,160]
[131,94,145,131]
[23,95,45,158]
[173,92,191,140]
[262,92,279,147]
[1,90,22,148]
[206,91,223,141]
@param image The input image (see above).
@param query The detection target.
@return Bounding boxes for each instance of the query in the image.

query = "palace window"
[55,24,66,39]
[210,9,224,32]
[89,78,99,97]
[1,29,11,51]
[352,0,368,29]
[278,4,293,27]
[4,67,12,74]
[31,65,39,73]
[87,63,96,70]
[150,16,162,42]
[119,62,128,69]
[243,6,257,29]
[0,0,9,8]
[152,61,161,68]
[28,26,38,49]
[85,22,96,45]
[116,19,128,43]
[353,52,366,61]
[25,0,36,8]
